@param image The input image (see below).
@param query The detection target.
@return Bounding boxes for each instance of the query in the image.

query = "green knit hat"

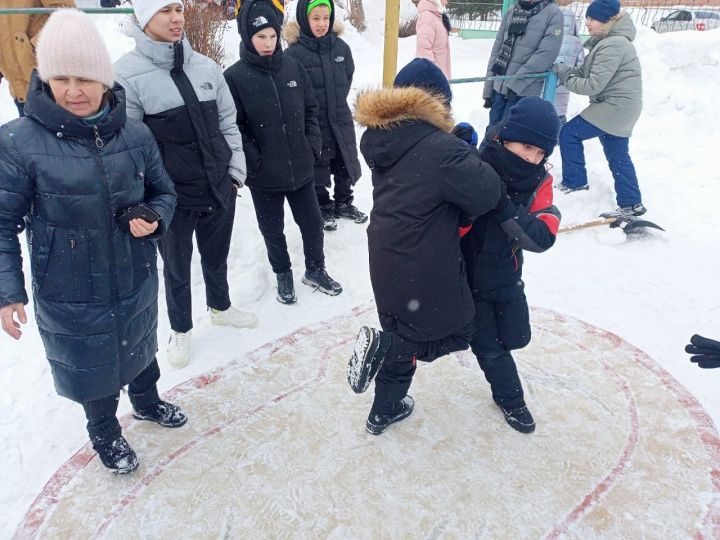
[307,0,332,15]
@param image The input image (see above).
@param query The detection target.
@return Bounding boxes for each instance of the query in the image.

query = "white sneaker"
[209,306,258,329]
[167,330,194,368]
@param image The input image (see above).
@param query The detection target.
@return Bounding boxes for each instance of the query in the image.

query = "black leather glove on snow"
[483,97,492,109]
[685,334,720,369]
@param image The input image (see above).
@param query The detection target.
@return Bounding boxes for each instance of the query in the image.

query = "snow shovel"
[558,213,665,235]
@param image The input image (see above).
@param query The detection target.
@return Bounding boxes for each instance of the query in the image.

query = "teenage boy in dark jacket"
[461,96,562,433]
[224,0,342,304]
[346,58,503,435]
[284,0,366,231]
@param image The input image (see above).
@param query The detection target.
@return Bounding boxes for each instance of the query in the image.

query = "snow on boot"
[276,271,297,304]
[334,202,368,224]
[366,396,415,435]
[167,330,193,368]
[302,268,342,296]
[210,305,258,329]
[94,435,139,474]
[133,400,188,428]
[556,183,589,194]
[347,326,391,393]
[617,203,647,217]
[320,204,338,231]
[497,403,535,433]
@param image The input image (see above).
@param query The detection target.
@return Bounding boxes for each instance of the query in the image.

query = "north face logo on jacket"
[287,80,297,87]
[200,82,213,90]
[334,56,344,63]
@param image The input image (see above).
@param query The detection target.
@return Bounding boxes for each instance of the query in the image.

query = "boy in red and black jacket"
[459,96,561,434]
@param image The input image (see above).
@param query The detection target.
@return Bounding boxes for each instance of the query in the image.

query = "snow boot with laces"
[133,400,188,428]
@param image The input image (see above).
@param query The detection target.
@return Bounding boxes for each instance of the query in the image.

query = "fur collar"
[283,19,345,44]
[354,86,454,132]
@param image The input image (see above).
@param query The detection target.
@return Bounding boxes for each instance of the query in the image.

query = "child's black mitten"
[685,334,720,369]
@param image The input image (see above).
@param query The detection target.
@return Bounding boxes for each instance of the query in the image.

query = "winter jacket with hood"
[0,0,76,102]
[0,73,176,403]
[557,12,642,137]
[483,0,563,100]
[224,0,322,193]
[553,8,585,117]
[355,86,502,342]
[284,0,361,183]
[461,141,559,294]
[114,26,245,211]
[415,0,451,79]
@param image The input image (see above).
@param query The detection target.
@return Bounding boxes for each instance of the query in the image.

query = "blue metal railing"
[449,71,558,102]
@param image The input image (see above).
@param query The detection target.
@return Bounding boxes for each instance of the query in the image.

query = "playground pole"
[383,0,400,87]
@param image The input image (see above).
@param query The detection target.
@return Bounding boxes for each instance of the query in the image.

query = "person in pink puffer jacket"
[415,0,452,79]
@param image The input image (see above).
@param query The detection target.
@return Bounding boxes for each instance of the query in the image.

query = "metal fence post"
[542,71,558,103]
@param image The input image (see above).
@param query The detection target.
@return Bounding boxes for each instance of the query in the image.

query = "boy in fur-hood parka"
[284,0,366,231]
[346,59,503,435]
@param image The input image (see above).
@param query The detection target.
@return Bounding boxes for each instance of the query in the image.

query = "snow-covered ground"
[1,3,719,535]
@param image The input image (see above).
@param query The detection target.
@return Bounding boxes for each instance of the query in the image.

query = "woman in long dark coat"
[0,9,185,474]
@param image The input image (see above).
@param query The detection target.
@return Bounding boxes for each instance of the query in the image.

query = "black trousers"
[158,195,236,333]
[250,182,325,274]
[82,359,161,446]
[313,155,353,207]
[373,330,474,410]
[469,297,527,409]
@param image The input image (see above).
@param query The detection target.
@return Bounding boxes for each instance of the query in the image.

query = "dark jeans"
[158,195,236,333]
[82,359,161,445]
[373,330,474,408]
[314,155,353,207]
[14,99,25,117]
[559,116,642,207]
[250,181,325,275]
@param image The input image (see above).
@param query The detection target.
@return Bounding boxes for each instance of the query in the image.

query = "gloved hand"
[505,89,517,102]
[452,122,479,147]
[686,334,720,369]
[552,63,572,81]
[492,181,515,222]
[483,97,492,109]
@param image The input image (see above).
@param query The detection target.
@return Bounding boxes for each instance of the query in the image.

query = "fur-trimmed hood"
[354,86,454,132]
[283,19,345,44]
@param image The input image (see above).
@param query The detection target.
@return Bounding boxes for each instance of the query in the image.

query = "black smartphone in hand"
[117,203,161,231]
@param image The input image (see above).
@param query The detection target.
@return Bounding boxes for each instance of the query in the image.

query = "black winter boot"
[93,435,139,474]
[497,403,535,433]
[276,271,297,304]
[133,400,188,428]
[334,202,368,224]
[302,268,342,296]
[366,396,415,435]
[347,326,392,393]
[320,204,338,231]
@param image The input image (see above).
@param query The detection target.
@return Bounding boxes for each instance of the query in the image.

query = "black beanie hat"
[393,58,452,106]
[499,96,561,156]
[238,0,282,46]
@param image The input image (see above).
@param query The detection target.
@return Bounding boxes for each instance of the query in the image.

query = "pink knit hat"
[36,9,114,88]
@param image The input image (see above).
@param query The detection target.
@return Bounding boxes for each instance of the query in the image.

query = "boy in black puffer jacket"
[461,96,561,434]
[284,0,366,232]
[224,0,342,305]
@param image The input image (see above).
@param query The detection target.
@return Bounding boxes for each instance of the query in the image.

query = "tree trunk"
[348,0,367,32]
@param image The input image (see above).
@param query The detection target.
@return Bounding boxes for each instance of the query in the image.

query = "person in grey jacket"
[553,0,645,217]
[483,0,563,129]
[552,7,585,123]
[115,0,257,369]
[0,9,185,474]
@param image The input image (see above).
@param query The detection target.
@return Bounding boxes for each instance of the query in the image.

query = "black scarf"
[491,0,552,76]
[481,141,546,198]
